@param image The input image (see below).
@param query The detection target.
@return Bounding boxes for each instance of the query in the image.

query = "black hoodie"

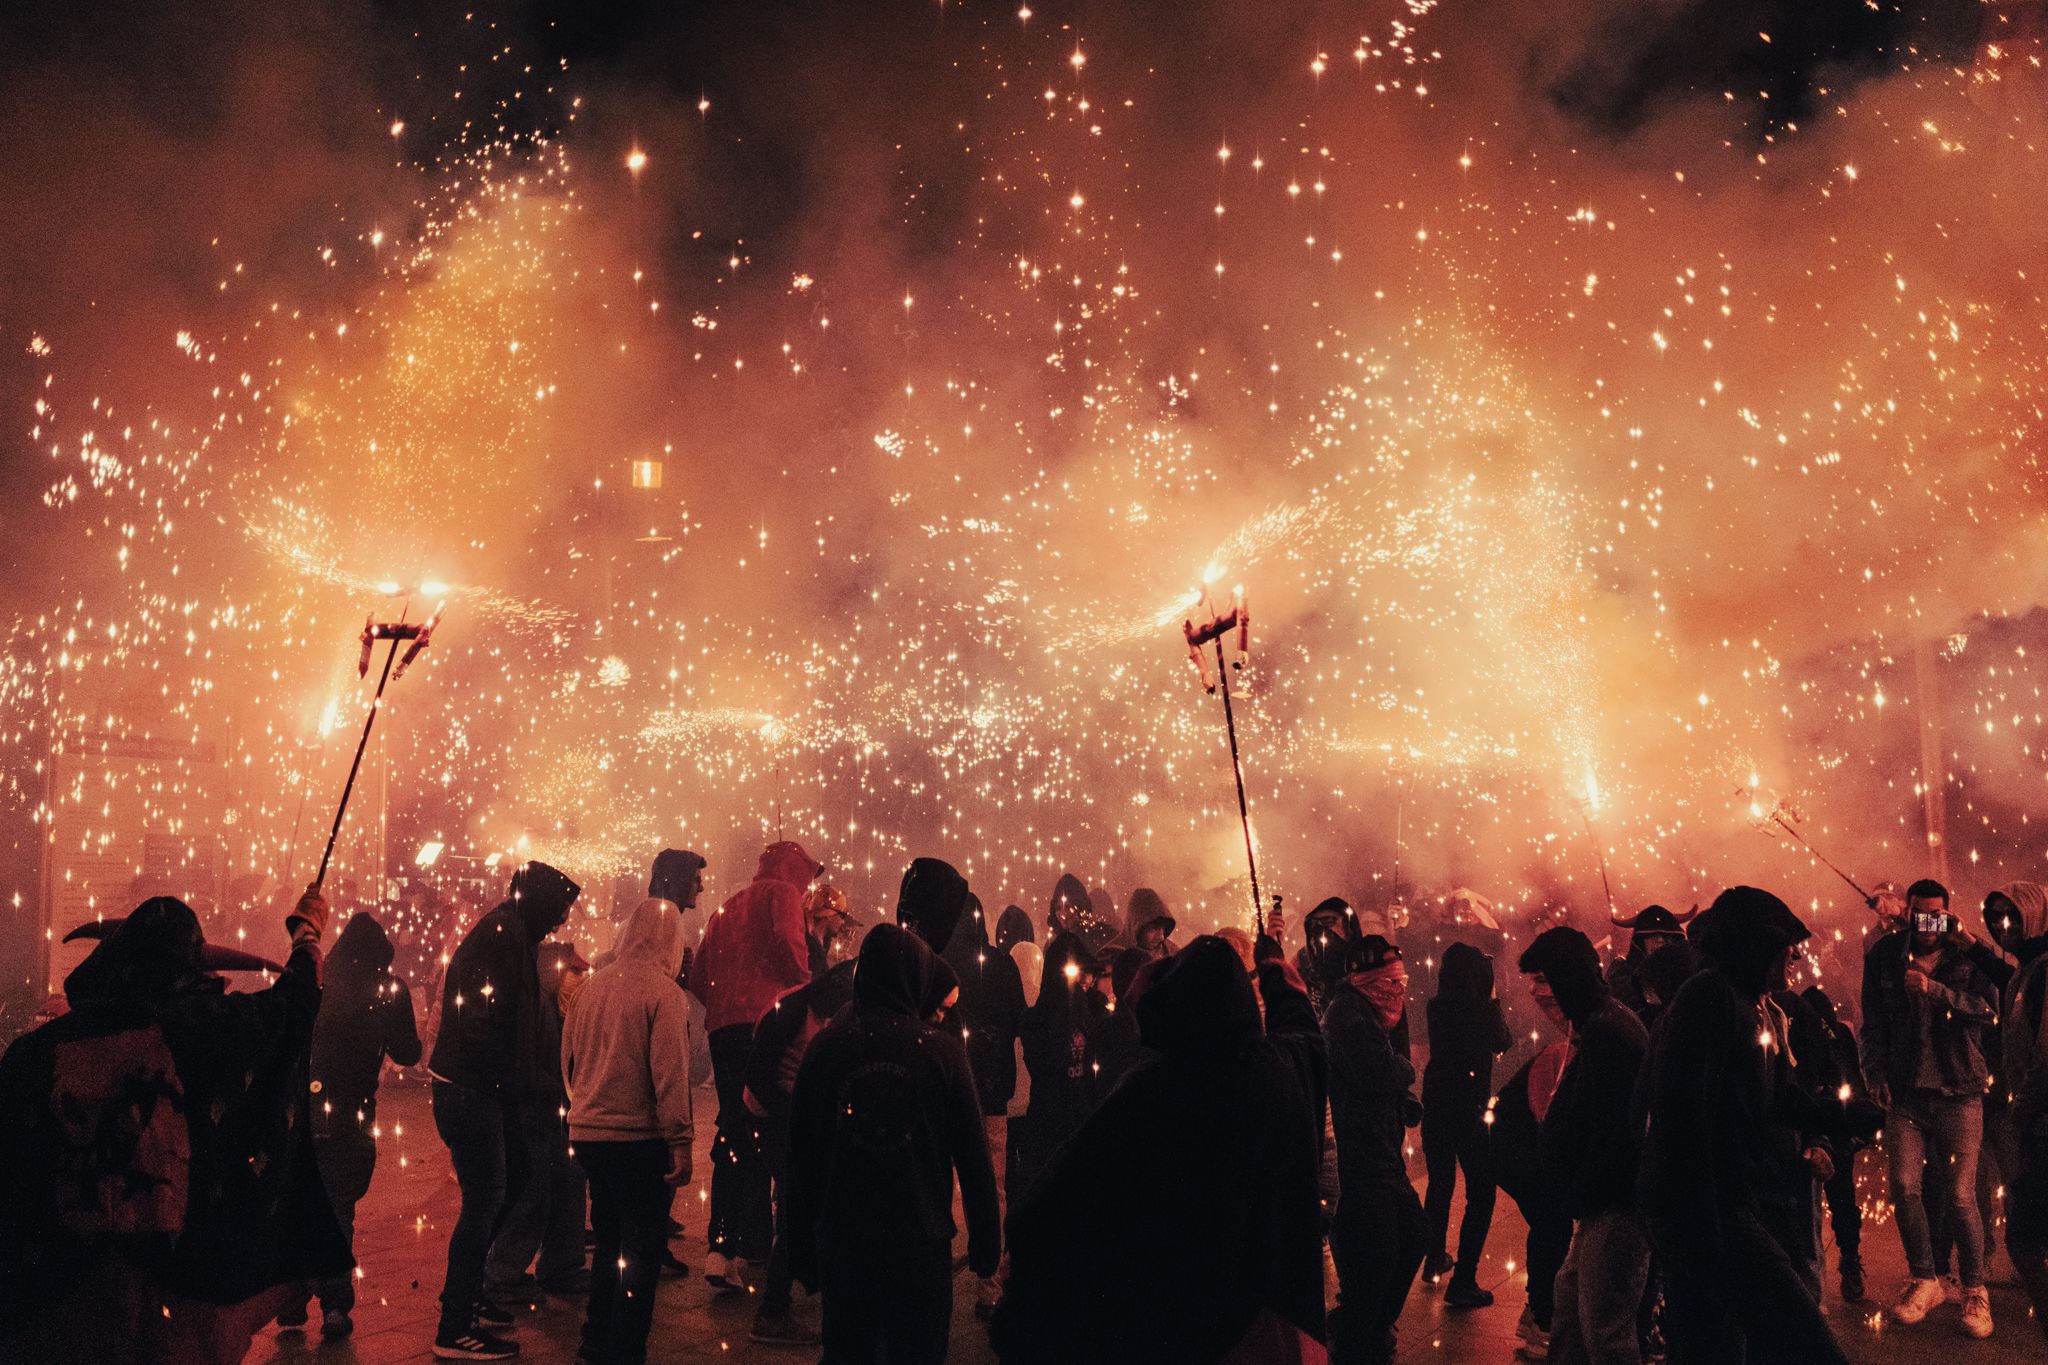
[944,893,1029,1115]
[1424,941,1511,1098]
[1012,932,1112,1198]
[428,861,579,1102]
[1639,887,1815,1233]
[993,938,1327,1363]
[787,924,999,1284]
[897,856,970,955]
[312,912,422,1127]
[1519,927,1647,1220]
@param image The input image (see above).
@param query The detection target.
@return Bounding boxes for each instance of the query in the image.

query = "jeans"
[576,1140,670,1365]
[1421,1089,1496,1277]
[1549,1210,1651,1365]
[1886,1090,1985,1287]
[1821,1147,1861,1268]
[287,1125,377,1317]
[433,1080,532,1336]
[1327,1179,1428,1365]
[1650,1210,1848,1365]
[707,1023,773,1262]
[819,1242,953,1365]
[485,1102,586,1294]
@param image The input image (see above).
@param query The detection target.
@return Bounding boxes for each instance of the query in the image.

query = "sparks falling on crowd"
[2,0,2048,1363]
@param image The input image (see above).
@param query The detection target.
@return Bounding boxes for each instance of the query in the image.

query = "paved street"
[248,1079,2040,1364]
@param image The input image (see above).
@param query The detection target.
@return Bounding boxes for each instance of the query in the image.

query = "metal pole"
[316,636,401,889]
[1215,636,1263,933]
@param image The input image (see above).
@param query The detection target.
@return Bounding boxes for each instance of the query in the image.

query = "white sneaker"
[1891,1276,1946,1324]
[1941,1273,1964,1305]
[1960,1287,1993,1339]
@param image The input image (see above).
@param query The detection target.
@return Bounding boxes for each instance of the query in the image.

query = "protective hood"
[648,848,706,905]
[323,911,394,1002]
[1136,935,1263,1054]
[854,921,939,1018]
[926,956,963,1018]
[1636,940,1696,1006]
[1691,885,1810,996]
[943,892,994,973]
[755,840,823,889]
[994,905,1035,954]
[1126,887,1175,939]
[64,896,210,1006]
[1986,882,2048,944]
[1435,941,1494,1001]
[1517,926,1607,1025]
[1050,872,1093,923]
[510,861,581,939]
[898,856,971,954]
[608,897,688,978]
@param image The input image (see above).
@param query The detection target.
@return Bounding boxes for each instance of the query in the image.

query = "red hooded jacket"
[690,842,820,1033]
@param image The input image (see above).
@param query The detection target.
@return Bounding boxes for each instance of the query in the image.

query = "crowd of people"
[3,842,2047,1365]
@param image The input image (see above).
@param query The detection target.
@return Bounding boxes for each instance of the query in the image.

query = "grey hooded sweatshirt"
[562,897,695,1148]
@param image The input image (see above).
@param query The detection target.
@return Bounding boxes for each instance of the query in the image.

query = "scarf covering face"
[1348,960,1409,1032]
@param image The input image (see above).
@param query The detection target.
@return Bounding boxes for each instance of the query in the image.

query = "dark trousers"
[486,1103,586,1294]
[1650,1210,1848,1365]
[1421,1092,1496,1276]
[575,1140,670,1365]
[819,1242,953,1365]
[1495,1140,1572,1331]
[707,1023,773,1262]
[1820,1148,1861,1268]
[757,1120,796,1318]
[433,1080,532,1336]
[1327,1180,1429,1365]
[288,1125,377,1316]
[2009,1128,2048,1342]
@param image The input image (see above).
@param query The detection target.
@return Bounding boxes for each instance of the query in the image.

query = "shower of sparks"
[7,2,2048,976]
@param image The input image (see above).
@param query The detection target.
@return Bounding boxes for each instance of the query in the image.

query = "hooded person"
[997,904,1045,1006]
[1516,927,1650,1365]
[992,936,1327,1364]
[0,889,346,1365]
[786,924,999,1365]
[1605,904,1694,1018]
[1048,873,1112,953]
[284,911,423,1338]
[1008,931,1113,1205]
[1420,941,1512,1305]
[1323,934,1429,1365]
[1296,896,1359,1018]
[897,856,970,956]
[942,892,1028,1122]
[593,847,706,973]
[1123,887,1177,956]
[744,961,860,1348]
[427,859,579,1359]
[689,840,820,1289]
[1989,881,2048,1339]
[1638,887,1851,1365]
[561,898,695,1365]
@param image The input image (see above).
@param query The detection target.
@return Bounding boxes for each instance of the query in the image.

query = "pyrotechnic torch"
[314,587,448,890]
[1179,583,1266,933]
[1745,786,1876,907]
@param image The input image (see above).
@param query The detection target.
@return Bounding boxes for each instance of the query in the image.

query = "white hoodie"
[562,897,694,1147]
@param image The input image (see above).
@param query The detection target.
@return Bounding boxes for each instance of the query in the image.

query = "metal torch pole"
[1215,636,1263,934]
[315,635,402,889]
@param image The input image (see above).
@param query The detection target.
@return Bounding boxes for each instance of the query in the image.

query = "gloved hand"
[665,1142,693,1187]
[287,884,329,947]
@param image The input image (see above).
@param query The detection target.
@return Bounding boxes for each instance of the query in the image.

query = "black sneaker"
[474,1303,517,1331]
[1444,1279,1495,1310]
[1421,1251,1454,1284]
[1840,1260,1866,1304]
[433,1328,520,1360]
[660,1247,693,1278]
[321,1309,354,1339]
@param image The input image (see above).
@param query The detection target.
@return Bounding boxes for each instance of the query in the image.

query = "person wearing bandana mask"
[1324,935,1426,1365]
